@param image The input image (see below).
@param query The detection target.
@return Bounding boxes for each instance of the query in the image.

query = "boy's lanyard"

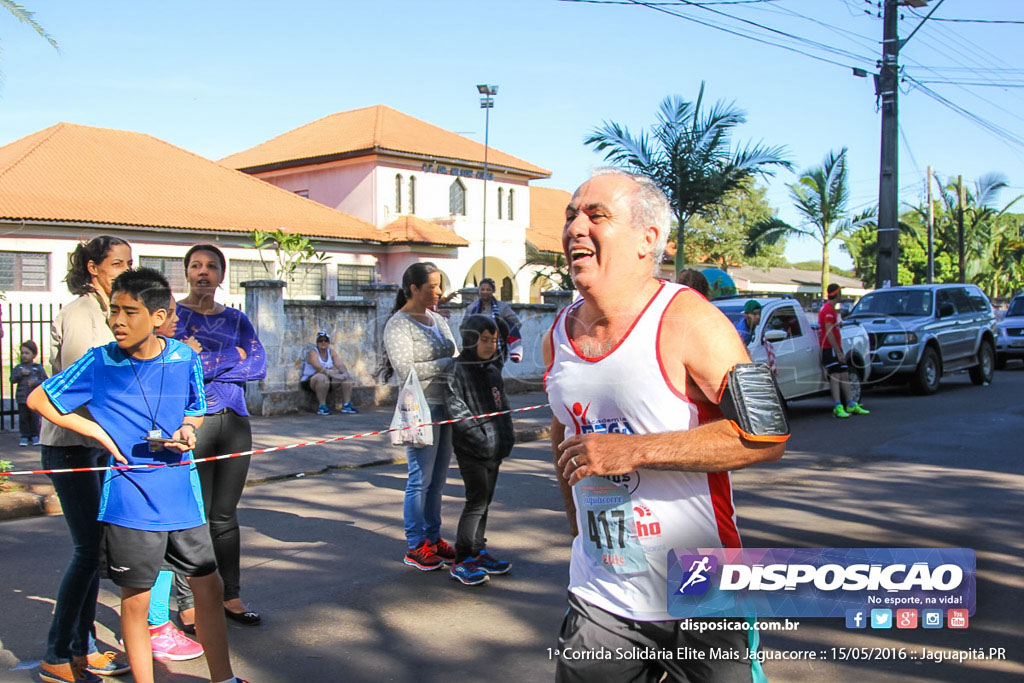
[127,345,167,434]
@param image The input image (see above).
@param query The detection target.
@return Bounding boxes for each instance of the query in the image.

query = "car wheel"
[995,353,1007,370]
[912,347,941,395]
[848,358,865,404]
[969,341,995,385]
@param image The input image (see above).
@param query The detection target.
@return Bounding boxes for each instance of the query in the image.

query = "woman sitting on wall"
[300,330,358,415]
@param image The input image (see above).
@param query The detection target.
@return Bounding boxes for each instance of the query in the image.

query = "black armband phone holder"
[718,363,790,442]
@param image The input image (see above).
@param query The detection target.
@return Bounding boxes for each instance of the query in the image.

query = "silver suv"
[846,284,997,394]
[996,292,1024,368]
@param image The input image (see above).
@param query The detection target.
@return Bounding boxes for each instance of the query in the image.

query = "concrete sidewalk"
[0,393,553,518]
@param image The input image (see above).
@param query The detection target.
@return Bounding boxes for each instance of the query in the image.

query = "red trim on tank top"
[706,472,742,548]
[683,367,742,549]
[543,307,566,391]
[656,288,691,401]
[564,281,666,363]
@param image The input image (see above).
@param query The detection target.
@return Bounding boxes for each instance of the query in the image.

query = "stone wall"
[243,280,571,416]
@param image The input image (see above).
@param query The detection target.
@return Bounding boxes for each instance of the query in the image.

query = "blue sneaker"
[449,560,489,585]
[474,549,512,575]
[317,405,331,416]
[340,402,359,414]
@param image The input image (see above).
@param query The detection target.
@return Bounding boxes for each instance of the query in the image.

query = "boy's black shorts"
[100,522,217,589]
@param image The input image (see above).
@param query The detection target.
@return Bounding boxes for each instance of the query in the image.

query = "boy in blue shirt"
[28,268,245,683]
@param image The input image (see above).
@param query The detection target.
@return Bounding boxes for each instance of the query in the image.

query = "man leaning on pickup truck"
[819,284,869,418]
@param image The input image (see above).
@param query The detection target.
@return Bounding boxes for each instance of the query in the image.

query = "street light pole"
[477,84,498,284]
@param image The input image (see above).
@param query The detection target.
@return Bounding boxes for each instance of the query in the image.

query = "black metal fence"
[0,299,241,431]
[2,302,59,431]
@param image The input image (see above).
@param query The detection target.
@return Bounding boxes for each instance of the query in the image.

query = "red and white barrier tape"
[0,404,550,477]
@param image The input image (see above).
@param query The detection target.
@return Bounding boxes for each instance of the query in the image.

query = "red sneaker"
[431,538,456,564]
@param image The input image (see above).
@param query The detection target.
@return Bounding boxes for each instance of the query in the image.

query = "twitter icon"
[870,609,892,629]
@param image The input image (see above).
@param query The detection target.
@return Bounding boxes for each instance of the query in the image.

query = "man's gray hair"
[591,167,671,275]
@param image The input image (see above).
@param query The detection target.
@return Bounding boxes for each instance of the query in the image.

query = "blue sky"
[2,0,1022,269]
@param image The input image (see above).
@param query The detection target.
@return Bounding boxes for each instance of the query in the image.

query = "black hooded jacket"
[448,346,515,462]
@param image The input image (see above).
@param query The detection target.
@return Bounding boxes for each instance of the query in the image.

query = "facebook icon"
[845,609,867,629]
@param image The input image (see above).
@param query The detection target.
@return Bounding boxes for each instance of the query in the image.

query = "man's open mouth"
[570,247,594,263]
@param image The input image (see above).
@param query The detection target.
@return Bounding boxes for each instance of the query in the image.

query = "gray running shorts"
[555,592,765,683]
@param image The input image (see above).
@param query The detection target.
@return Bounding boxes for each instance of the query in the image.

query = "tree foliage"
[517,242,574,292]
[584,82,790,274]
[251,228,330,283]
[844,174,1024,297]
[686,179,787,270]
[747,148,866,295]
[1,2,58,77]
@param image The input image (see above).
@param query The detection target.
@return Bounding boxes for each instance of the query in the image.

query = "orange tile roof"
[0,123,382,241]
[527,186,571,254]
[219,105,551,179]
[381,215,469,247]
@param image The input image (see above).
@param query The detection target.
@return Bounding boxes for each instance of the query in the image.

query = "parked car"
[713,297,871,402]
[845,284,997,394]
[995,292,1024,369]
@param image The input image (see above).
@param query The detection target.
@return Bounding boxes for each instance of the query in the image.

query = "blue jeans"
[403,404,453,549]
[41,446,107,663]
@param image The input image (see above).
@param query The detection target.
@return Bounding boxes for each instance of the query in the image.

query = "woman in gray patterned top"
[381,262,458,571]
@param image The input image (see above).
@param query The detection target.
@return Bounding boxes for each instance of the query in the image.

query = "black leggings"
[454,452,501,563]
[176,411,252,610]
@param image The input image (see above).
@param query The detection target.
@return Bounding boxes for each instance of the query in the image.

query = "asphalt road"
[2,367,1022,682]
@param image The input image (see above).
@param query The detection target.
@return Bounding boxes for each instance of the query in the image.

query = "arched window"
[408,175,416,214]
[507,188,515,221]
[449,179,466,216]
[395,174,403,214]
[497,187,504,219]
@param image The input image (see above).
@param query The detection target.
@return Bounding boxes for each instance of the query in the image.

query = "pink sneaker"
[149,621,204,661]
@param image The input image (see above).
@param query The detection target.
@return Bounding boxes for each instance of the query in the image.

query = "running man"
[544,169,787,682]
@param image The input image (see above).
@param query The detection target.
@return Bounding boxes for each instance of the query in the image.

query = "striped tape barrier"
[0,404,550,477]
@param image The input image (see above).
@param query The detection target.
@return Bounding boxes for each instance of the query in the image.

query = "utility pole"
[875,0,941,289]
[926,165,934,283]
[957,175,966,283]
[875,0,900,290]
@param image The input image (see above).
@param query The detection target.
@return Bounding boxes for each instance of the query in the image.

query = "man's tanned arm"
[555,291,785,486]
[544,328,579,536]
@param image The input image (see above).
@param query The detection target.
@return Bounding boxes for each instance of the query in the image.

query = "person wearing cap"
[734,300,762,345]
[819,284,869,418]
[300,330,358,415]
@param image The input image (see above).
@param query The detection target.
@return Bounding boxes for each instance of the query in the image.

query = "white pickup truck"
[713,297,872,402]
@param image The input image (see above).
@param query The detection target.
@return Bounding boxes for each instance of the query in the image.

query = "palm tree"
[747,148,863,296]
[1,1,57,86]
[585,82,790,276]
[1,1,57,51]
[516,242,574,292]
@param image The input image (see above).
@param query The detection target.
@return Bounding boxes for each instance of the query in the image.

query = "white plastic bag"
[390,366,433,447]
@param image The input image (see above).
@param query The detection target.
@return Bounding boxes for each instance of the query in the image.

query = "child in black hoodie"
[448,314,516,585]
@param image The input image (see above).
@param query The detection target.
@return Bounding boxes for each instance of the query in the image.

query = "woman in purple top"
[174,244,266,631]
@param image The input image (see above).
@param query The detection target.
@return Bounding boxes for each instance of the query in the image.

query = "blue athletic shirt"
[42,337,208,531]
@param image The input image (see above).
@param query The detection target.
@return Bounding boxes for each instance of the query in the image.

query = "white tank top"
[300,346,333,382]
[545,281,741,621]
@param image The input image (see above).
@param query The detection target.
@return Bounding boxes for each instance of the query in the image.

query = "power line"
[557,0,876,69]
[904,76,1024,151]
[912,79,1024,89]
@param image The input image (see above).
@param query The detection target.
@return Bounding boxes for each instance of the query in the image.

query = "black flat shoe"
[224,607,261,625]
[179,620,196,635]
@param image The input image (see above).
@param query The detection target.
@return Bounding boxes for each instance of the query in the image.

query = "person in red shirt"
[819,284,869,418]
